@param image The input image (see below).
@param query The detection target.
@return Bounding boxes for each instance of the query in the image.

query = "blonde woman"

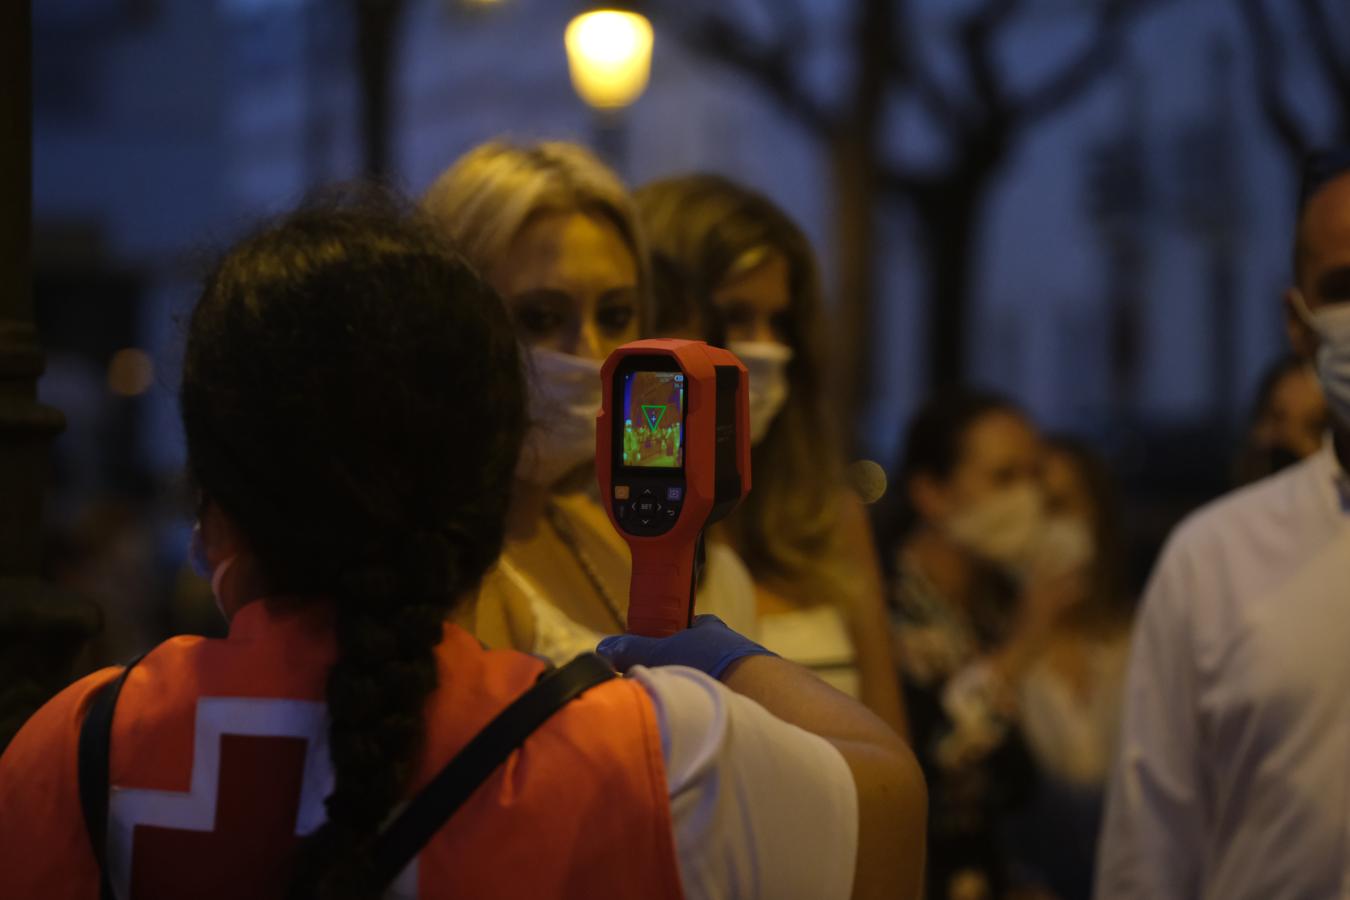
[424,142,755,661]
[635,174,906,734]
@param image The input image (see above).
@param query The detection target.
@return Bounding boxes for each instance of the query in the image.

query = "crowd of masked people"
[0,140,1347,900]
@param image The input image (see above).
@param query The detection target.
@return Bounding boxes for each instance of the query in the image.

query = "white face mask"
[1293,289,1350,429]
[517,346,605,487]
[728,341,794,445]
[1025,515,1096,581]
[944,483,1046,574]
[190,523,237,619]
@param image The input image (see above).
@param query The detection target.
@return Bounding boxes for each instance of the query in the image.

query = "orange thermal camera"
[596,340,752,637]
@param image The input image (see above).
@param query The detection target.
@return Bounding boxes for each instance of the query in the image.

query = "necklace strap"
[544,500,626,630]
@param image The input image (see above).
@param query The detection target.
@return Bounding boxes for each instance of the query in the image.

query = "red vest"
[0,600,683,899]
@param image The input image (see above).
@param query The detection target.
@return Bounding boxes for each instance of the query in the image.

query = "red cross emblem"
[104,698,418,899]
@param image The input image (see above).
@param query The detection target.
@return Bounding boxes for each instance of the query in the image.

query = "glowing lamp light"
[564,10,654,110]
[107,348,155,397]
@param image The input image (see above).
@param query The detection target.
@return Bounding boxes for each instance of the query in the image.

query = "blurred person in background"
[882,390,1089,900]
[1231,355,1327,486]
[0,199,927,900]
[1096,151,1350,899]
[1005,438,1133,900]
[635,174,905,735]
[423,143,754,663]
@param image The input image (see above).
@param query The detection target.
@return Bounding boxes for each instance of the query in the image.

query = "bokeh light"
[564,10,654,110]
[107,348,154,397]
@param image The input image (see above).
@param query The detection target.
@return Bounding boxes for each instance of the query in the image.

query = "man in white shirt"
[1096,152,1350,900]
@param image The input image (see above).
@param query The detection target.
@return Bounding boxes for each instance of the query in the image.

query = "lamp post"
[563,6,653,174]
[0,1,101,750]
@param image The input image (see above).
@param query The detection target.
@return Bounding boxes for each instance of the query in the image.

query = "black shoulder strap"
[74,651,613,896]
[370,652,616,888]
[78,656,144,900]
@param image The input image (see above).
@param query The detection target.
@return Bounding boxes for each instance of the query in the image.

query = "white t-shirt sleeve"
[1095,536,1204,900]
[628,665,858,900]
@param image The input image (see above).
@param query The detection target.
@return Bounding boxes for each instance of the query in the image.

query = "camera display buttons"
[615,479,684,536]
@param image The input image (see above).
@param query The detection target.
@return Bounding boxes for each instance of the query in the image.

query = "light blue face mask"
[190,523,236,618]
[1293,290,1350,430]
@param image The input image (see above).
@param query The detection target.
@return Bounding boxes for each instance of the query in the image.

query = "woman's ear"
[908,473,950,525]
[200,502,246,569]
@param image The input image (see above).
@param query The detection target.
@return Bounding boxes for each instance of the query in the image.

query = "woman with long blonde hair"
[424,143,754,661]
[635,174,905,734]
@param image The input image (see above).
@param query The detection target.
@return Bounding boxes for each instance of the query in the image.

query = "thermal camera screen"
[621,370,685,469]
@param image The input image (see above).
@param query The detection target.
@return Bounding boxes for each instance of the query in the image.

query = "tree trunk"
[0,2,101,750]
[915,174,987,387]
[830,0,891,454]
[355,0,406,179]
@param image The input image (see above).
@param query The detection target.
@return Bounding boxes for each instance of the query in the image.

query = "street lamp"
[564,6,653,173]
[564,8,653,110]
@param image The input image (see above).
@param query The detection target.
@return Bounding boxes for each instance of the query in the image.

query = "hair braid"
[181,191,525,899]
[291,536,451,898]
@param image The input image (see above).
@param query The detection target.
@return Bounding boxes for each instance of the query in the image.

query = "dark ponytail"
[180,193,526,899]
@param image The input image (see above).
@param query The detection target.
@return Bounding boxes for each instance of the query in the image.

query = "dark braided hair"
[179,194,526,899]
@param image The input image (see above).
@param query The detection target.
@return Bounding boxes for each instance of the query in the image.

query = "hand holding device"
[597,615,777,679]
[596,339,751,637]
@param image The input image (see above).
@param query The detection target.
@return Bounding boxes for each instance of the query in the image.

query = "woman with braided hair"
[0,197,925,899]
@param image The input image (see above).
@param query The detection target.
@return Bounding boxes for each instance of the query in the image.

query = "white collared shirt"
[1096,441,1350,900]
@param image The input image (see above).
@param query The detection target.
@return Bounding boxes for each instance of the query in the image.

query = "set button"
[612,482,685,536]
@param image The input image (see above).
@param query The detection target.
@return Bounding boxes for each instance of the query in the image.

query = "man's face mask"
[517,346,605,487]
[728,341,793,446]
[1292,290,1350,430]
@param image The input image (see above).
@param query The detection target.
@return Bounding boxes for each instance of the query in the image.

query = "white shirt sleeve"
[1095,537,1206,900]
[628,665,858,900]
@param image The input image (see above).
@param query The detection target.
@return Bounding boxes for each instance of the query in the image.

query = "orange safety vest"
[0,599,683,900]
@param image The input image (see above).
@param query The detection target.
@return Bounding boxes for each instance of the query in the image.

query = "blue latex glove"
[596,615,778,680]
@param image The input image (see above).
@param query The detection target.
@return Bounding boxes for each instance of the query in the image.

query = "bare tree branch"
[680,14,838,138]
[957,0,1023,117]
[882,0,978,135]
[1296,0,1350,133]
[889,47,978,135]
[877,162,942,198]
[751,0,809,47]
[1237,0,1314,158]
[1014,0,1169,126]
